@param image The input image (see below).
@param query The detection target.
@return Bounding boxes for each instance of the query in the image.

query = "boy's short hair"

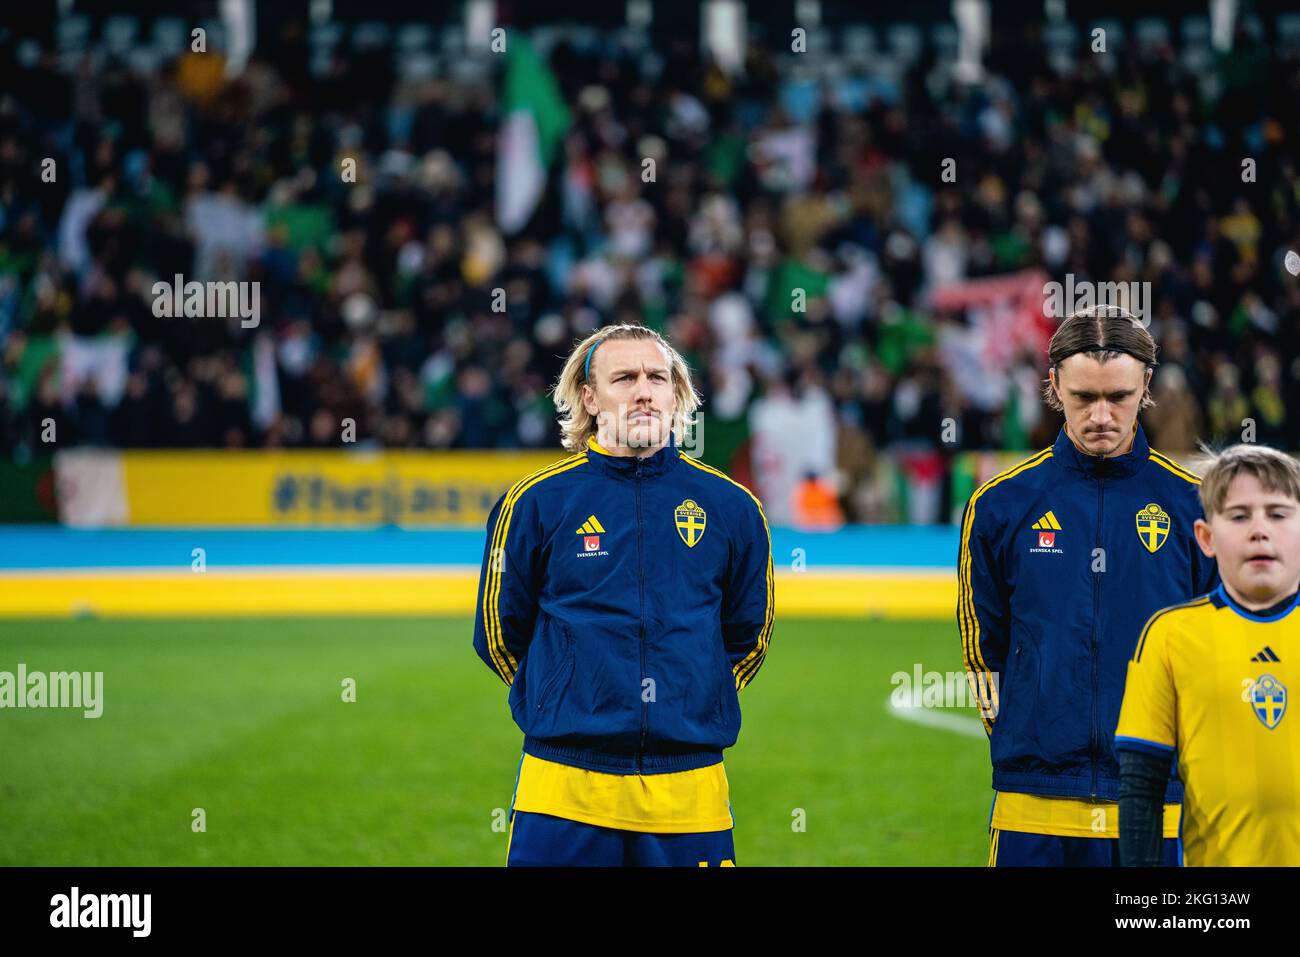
[1195,444,1300,518]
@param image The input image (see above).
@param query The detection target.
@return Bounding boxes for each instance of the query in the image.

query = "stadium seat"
[15,38,41,69]
[196,19,227,52]
[568,26,602,54]
[802,27,832,56]
[309,51,333,78]
[1045,52,1074,77]
[310,22,344,51]
[152,17,188,59]
[1181,47,1213,73]
[1043,21,1078,54]
[449,57,491,85]
[352,21,393,52]
[56,15,91,55]
[1180,15,1210,49]
[841,25,877,58]
[638,49,664,82]
[398,52,437,81]
[870,54,904,87]
[886,24,922,64]
[930,22,958,59]
[1279,13,1300,55]
[396,23,433,53]
[815,57,846,82]
[127,47,160,75]
[441,26,468,56]
[1090,19,1125,49]
[613,27,651,55]
[780,73,819,122]
[1135,17,1170,55]
[832,75,870,112]
[103,15,139,58]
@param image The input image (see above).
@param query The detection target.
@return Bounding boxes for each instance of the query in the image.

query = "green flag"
[496,38,570,234]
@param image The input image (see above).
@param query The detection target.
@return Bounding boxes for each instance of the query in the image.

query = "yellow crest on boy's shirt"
[674,499,707,547]
[1249,675,1287,730]
[1136,503,1170,554]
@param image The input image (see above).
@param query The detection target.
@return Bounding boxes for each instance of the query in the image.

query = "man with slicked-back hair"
[958,306,1218,866]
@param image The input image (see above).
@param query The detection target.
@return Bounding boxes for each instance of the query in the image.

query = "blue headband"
[584,339,602,383]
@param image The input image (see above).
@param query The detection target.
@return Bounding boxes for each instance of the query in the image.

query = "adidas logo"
[576,515,606,535]
[1031,511,1062,530]
[575,514,608,555]
[1251,646,1282,663]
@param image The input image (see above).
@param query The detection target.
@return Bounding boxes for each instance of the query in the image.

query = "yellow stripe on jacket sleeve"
[1148,451,1201,485]
[958,498,990,734]
[958,448,1053,732]
[678,455,774,690]
[736,507,774,690]
[958,493,995,734]
[483,454,587,684]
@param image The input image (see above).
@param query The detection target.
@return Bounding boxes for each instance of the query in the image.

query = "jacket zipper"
[1090,472,1104,798]
[635,457,647,772]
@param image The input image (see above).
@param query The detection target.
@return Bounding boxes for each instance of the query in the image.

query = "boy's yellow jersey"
[1116,584,1300,866]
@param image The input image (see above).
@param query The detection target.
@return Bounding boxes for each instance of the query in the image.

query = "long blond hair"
[552,324,702,453]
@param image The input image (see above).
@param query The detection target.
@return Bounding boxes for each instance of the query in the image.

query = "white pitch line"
[885,696,988,739]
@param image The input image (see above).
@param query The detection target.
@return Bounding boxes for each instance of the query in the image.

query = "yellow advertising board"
[0,567,956,618]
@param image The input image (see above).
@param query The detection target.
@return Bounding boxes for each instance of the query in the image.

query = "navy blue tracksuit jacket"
[958,423,1218,802]
[473,432,775,774]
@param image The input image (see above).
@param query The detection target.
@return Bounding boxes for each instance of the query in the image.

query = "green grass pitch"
[0,617,993,865]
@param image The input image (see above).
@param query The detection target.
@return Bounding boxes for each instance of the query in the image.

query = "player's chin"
[627,419,661,445]
[1239,559,1281,584]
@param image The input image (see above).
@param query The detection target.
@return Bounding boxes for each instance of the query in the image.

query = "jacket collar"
[1052,420,1150,479]
[584,432,680,479]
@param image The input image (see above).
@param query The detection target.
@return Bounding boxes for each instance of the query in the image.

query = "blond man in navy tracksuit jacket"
[474,324,774,866]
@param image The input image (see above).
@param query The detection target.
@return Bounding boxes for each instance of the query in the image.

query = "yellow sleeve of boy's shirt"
[1115,614,1177,754]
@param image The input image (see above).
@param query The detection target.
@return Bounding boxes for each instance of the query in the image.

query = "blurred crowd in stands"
[3,10,1300,523]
